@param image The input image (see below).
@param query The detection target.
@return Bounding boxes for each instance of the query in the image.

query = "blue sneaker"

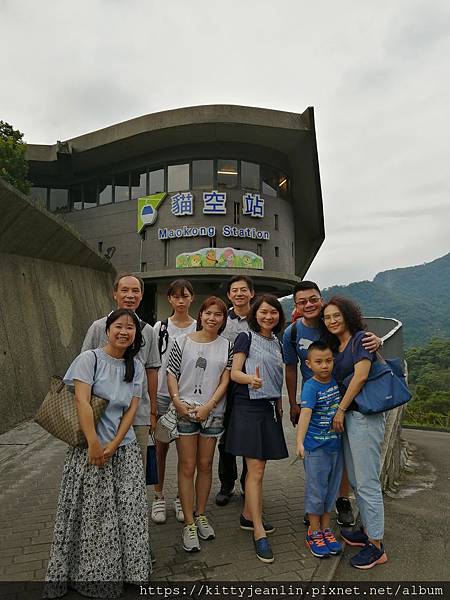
[322,528,343,555]
[306,529,330,558]
[341,527,369,547]
[254,537,274,563]
[351,542,388,569]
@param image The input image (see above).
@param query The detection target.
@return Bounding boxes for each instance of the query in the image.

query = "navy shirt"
[333,331,375,408]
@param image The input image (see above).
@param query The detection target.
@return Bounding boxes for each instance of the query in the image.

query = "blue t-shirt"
[282,320,321,380]
[333,331,375,394]
[301,377,342,453]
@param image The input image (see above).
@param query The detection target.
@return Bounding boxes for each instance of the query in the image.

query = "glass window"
[83,181,98,209]
[114,173,130,202]
[149,168,165,194]
[30,187,48,208]
[241,161,260,190]
[278,174,289,199]
[217,159,238,189]
[98,179,112,205]
[131,170,147,200]
[275,246,279,257]
[234,201,240,225]
[261,165,277,197]
[274,214,279,230]
[192,160,214,190]
[49,188,69,212]
[70,185,83,211]
[168,164,189,192]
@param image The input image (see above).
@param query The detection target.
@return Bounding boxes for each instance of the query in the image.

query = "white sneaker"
[195,514,215,540]
[173,497,184,522]
[151,498,167,524]
[182,523,200,552]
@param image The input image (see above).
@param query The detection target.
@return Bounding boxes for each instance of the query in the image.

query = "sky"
[1,0,449,287]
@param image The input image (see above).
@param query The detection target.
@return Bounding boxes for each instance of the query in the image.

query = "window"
[149,168,165,194]
[49,188,69,212]
[141,262,147,272]
[292,242,294,257]
[30,187,47,208]
[192,160,214,190]
[261,165,277,197]
[209,236,217,248]
[168,163,189,192]
[164,240,170,266]
[70,185,83,211]
[275,246,279,257]
[98,241,103,254]
[217,159,238,189]
[98,178,112,205]
[241,161,259,190]
[131,170,147,200]
[278,174,289,199]
[274,214,279,230]
[234,202,240,225]
[257,243,262,256]
[114,173,130,202]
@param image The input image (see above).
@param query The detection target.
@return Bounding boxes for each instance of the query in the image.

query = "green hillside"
[280,252,450,348]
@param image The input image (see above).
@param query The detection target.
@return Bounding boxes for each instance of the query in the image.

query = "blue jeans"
[304,447,344,516]
[343,410,386,540]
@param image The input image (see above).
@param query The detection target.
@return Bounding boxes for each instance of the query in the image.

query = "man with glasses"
[283,281,382,527]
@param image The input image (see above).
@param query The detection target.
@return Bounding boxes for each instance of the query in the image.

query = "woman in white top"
[167,297,232,553]
[151,279,196,524]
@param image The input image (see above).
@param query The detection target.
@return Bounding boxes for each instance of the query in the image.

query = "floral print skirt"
[44,441,151,598]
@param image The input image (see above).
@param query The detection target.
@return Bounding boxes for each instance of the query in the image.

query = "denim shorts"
[177,415,225,438]
[156,395,171,417]
[303,447,344,516]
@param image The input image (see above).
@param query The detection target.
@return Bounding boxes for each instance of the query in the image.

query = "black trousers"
[218,387,247,491]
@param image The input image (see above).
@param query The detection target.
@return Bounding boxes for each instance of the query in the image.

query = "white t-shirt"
[154,318,197,398]
[167,334,233,417]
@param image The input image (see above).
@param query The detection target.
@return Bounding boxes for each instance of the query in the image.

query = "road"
[334,428,450,582]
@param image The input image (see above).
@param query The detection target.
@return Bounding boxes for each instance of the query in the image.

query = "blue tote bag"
[343,356,411,415]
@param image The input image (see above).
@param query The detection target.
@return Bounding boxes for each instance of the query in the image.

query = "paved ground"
[0,398,342,588]
[333,428,450,582]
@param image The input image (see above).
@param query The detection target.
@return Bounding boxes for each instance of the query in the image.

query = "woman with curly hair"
[322,296,388,570]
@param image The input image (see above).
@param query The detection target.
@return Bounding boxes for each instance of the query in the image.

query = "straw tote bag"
[35,351,108,447]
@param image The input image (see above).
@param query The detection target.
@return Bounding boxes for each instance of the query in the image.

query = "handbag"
[34,351,108,447]
[154,403,179,443]
[343,355,411,415]
[146,433,159,485]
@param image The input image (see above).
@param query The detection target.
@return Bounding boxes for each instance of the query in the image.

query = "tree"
[0,121,30,194]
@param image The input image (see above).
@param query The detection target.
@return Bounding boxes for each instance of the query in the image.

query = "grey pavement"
[0,399,342,586]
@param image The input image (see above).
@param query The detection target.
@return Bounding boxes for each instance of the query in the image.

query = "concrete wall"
[0,178,115,433]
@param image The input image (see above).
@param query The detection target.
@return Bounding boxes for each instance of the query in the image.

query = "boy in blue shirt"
[296,341,343,558]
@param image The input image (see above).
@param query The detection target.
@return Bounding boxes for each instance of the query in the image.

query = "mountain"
[280,252,450,348]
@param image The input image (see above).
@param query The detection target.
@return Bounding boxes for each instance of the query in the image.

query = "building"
[26,104,324,321]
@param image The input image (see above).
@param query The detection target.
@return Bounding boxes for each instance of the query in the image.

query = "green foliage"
[0,120,30,194]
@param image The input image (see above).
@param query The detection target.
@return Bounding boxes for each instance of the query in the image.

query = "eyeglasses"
[323,313,343,322]
[294,296,322,307]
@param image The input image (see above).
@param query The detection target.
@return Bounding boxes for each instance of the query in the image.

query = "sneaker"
[239,514,275,534]
[151,498,167,524]
[173,497,184,522]
[335,496,355,526]
[322,528,343,555]
[303,513,310,527]
[340,527,369,547]
[182,523,200,552]
[351,542,388,569]
[254,537,274,563]
[195,514,215,540]
[306,529,331,558]
[215,485,234,506]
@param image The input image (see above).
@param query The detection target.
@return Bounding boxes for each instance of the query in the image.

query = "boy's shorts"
[177,415,224,438]
[303,447,343,516]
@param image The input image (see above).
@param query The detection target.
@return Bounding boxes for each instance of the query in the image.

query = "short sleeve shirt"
[282,320,321,380]
[167,334,233,417]
[63,348,145,447]
[301,377,342,453]
[221,308,250,344]
[333,331,375,393]
[81,315,161,425]
[233,331,284,400]
[154,319,197,398]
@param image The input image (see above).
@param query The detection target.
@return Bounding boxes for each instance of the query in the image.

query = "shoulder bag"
[35,351,109,447]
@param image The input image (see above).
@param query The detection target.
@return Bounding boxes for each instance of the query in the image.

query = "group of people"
[44,273,389,598]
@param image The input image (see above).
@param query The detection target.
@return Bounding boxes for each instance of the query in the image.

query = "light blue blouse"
[63,348,145,447]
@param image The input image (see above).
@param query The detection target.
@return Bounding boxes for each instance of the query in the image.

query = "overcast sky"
[1,0,449,287]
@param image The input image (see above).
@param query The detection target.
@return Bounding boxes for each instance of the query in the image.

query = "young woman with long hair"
[167,296,232,553]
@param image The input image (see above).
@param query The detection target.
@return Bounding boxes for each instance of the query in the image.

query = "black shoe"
[303,513,310,527]
[215,486,235,506]
[335,497,356,527]
[239,514,275,533]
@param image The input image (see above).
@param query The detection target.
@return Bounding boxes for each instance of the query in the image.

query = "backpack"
[158,318,169,357]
